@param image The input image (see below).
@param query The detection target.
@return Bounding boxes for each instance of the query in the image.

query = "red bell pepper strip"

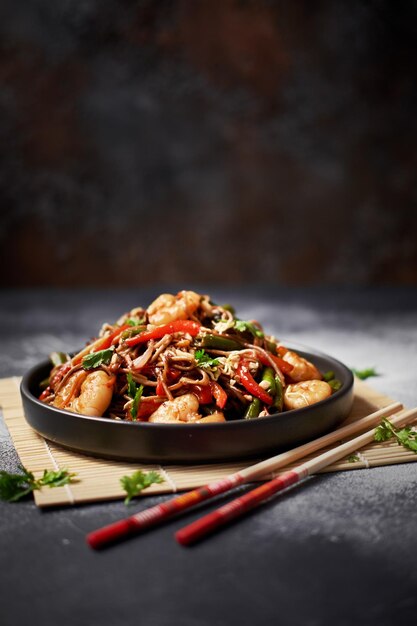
[39,387,52,401]
[95,324,131,351]
[156,379,166,397]
[192,385,213,405]
[167,368,182,384]
[210,380,227,409]
[134,398,164,420]
[156,368,182,397]
[125,320,201,348]
[237,360,273,406]
[257,351,293,376]
[73,324,132,364]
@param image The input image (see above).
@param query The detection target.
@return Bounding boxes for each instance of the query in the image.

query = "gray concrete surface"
[1,287,416,626]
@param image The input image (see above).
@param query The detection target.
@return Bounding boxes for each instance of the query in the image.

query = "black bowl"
[20,344,354,463]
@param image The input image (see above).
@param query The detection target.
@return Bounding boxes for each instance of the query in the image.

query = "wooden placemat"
[1,377,416,507]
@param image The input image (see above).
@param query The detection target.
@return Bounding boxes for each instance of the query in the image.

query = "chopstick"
[175,406,417,546]
[86,401,402,549]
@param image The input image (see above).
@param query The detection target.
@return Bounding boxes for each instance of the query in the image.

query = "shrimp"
[198,412,226,423]
[148,393,225,424]
[53,369,115,417]
[281,350,322,382]
[147,290,201,326]
[283,380,332,410]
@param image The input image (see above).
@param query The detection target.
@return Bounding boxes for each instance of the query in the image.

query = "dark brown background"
[1,0,416,287]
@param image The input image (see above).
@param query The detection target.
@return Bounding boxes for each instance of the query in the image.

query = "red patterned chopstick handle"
[86,473,244,549]
[175,469,307,546]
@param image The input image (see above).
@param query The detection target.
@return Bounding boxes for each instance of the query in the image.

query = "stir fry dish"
[39,291,340,423]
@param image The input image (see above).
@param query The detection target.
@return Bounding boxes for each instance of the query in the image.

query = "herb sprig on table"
[347,454,360,463]
[0,466,77,502]
[351,367,379,380]
[120,470,164,505]
[374,418,417,453]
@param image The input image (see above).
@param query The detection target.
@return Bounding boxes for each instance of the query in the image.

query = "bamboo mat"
[0,376,416,508]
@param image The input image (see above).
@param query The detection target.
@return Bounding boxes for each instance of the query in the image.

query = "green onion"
[50,351,69,367]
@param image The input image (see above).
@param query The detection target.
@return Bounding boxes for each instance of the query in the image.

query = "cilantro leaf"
[82,349,114,370]
[0,466,36,502]
[39,469,77,488]
[195,349,220,369]
[120,470,164,505]
[0,465,77,502]
[374,418,417,453]
[351,367,379,380]
[374,418,393,442]
[347,454,360,463]
[396,427,417,452]
[234,320,264,339]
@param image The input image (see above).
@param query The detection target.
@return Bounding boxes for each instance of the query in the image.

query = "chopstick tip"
[86,519,135,550]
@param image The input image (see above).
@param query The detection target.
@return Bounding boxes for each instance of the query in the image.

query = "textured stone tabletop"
[1,287,416,626]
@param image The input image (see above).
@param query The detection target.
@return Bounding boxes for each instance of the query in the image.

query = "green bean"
[260,367,284,412]
[201,334,243,351]
[274,376,284,412]
[244,368,278,419]
[121,326,147,340]
[261,367,277,397]
[259,365,285,412]
[244,398,261,419]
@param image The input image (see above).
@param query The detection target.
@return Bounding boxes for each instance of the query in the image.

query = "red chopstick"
[175,407,417,546]
[86,402,402,549]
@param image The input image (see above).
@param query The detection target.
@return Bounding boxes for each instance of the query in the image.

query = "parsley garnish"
[195,349,220,369]
[234,320,264,339]
[0,465,77,502]
[351,367,379,380]
[374,418,417,453]
[82,348,114,370]
[120,470,164,505]
[126,372,144,420]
